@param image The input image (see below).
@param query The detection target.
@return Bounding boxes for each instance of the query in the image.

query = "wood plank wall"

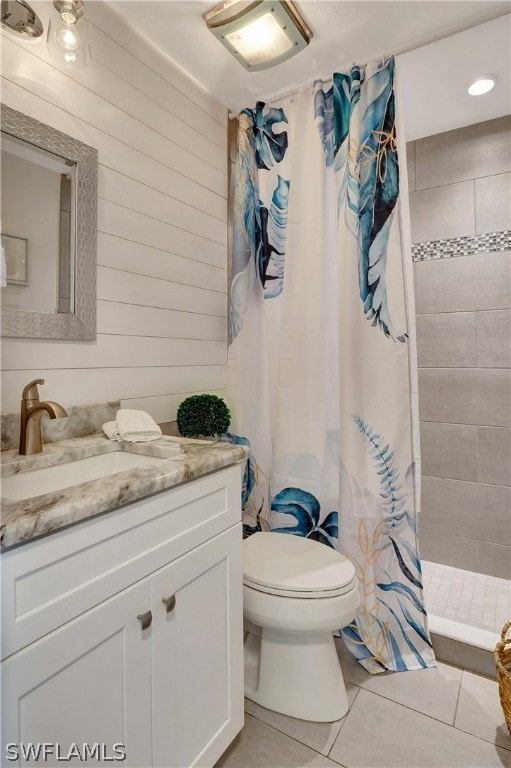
[1,1,228,422]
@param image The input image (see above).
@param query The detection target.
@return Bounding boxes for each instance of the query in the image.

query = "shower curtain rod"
[227,81,316,119]
[227,53,390,119]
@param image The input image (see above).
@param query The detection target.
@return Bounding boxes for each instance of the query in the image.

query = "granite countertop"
[1,435,249,550]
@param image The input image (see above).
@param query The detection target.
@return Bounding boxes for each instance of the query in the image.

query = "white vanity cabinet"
[2,578,154,767]
[1,464,244,768]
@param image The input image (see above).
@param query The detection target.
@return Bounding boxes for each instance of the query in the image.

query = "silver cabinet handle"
[137,610,152,630]
[162,594,176,614]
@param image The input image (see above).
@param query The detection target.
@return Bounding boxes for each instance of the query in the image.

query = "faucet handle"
[22,379,45,402]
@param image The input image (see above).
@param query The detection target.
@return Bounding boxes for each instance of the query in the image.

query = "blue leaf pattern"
[230,111,260,342]
[357,59,405,341]
[243,511,264,537]
[334,69,361,239]
[230,102,290,339]
[229,268,251,343]
[377,598,428,669]
[223,432,255,509]
[388,537,423,589]
[314,59,407,342]
[397,597,433,648]
[321,510,339,540]
[256,175,290,299]
[350,414,432,670]
[271,487,339,548]
[250,101,289,170]
[235,113,258,258]
[314,85,335,167]
[341,624,387,672]
[376,579,427,615]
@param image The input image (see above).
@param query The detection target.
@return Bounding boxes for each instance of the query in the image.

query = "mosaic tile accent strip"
[422,560,511,634]
[412,230,511,262]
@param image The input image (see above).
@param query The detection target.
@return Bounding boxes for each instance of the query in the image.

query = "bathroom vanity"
[1,435,248,767]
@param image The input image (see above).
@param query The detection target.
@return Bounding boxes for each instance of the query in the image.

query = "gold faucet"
[19,379,68,455]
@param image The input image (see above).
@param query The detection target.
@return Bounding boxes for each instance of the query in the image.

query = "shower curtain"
[227,57,435,673]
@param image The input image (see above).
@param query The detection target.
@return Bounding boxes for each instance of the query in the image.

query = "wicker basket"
[495,621,511,737]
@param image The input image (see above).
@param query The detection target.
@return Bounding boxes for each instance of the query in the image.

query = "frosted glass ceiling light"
[467,75,496,96]
[47,0,91,68]
[203,0,312,71]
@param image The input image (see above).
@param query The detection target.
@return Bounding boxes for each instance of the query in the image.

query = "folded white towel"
[102,421,122,441]
[116,409,162,443]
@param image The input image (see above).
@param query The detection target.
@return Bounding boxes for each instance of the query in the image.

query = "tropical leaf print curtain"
[227,57,435,673]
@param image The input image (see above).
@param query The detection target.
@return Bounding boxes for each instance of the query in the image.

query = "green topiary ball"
[176,394,231,438]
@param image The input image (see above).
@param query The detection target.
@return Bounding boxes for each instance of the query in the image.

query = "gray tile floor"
[216,639,511,768]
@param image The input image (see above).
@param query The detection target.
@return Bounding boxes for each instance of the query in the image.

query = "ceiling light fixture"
[47,0,91,69]
[203,0,312,72]
[467,74,496,96]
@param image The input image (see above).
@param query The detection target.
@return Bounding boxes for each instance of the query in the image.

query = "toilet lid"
[243,532,356,597]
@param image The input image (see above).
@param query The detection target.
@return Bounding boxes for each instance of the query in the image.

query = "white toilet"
[243,531,360,723]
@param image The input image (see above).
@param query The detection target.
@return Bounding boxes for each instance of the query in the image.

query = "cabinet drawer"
[1,464,242,659]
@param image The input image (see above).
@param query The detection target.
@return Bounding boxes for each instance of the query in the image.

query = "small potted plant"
[176,394,231,440]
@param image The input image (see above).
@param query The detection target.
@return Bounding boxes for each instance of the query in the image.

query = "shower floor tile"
[422,560,511,634]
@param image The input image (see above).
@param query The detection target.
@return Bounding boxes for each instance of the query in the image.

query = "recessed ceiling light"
[467,74,496,96]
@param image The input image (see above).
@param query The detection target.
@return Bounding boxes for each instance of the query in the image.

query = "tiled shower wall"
[407,115,511,580]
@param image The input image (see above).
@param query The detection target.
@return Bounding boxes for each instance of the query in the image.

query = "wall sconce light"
[1,0,43,38]
[203,0,312,71]
[1,0,91,68]
[47,0,91,68]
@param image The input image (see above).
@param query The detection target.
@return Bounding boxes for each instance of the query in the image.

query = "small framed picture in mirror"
[2,234,28,285]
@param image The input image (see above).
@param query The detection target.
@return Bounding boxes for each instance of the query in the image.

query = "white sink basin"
[1,450,178,502]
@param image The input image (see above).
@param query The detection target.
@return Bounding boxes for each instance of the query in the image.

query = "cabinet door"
[1,580,153,768]
[151,524,244,768]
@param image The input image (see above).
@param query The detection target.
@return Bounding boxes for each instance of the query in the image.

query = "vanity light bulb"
[57,26,79,49]
[61,10,76,23]
[47,2,91,68]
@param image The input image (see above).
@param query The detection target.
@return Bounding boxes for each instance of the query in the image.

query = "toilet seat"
[243,578,357,599]
[243,532,357,599]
